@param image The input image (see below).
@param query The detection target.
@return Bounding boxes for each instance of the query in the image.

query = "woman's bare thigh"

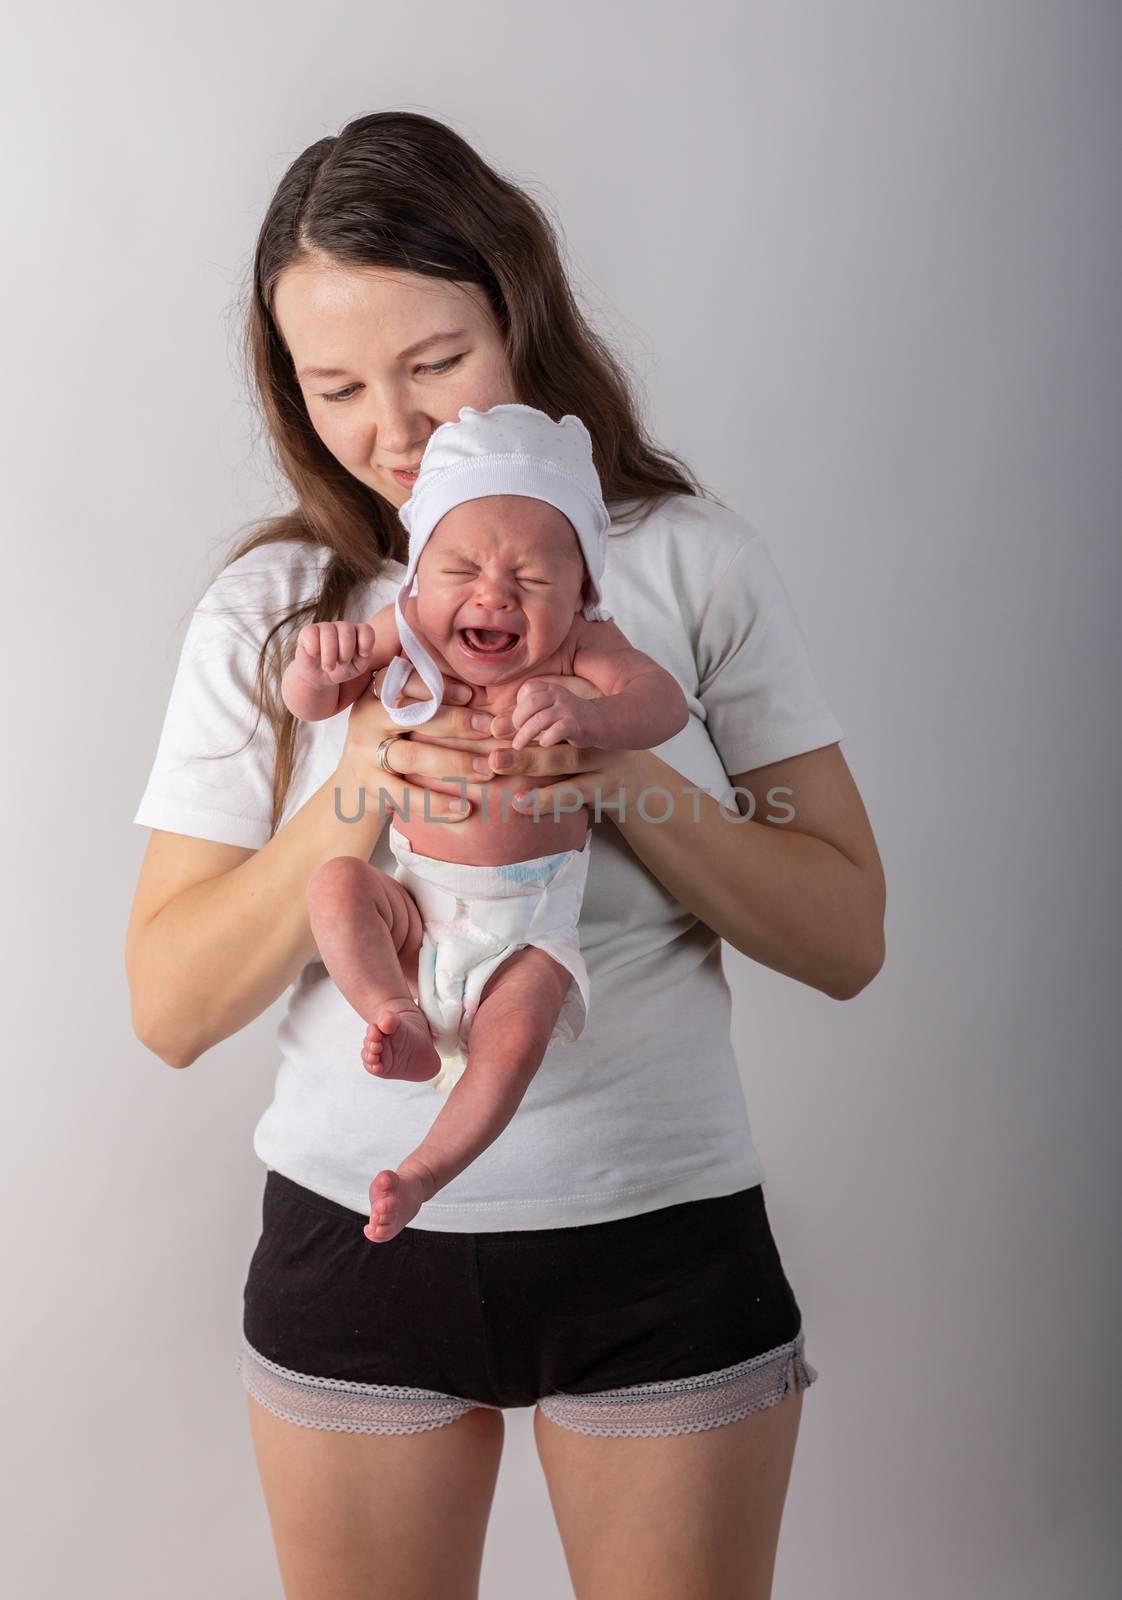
[533,1390,803,1600]
[246,1395,505,1600]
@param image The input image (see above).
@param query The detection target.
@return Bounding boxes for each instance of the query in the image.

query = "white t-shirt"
[133,493,844,1231]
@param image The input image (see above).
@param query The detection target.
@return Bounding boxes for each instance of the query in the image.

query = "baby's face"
[414,494,587,684]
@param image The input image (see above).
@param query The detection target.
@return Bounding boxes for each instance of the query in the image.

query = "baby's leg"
[365,947,570,1243]
[305,857,440,1084]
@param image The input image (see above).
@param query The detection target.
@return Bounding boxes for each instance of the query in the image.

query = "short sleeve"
[132,600,279,850]
[695,530,844,776]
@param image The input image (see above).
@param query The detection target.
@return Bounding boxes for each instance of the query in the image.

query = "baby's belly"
[390,730,589,865]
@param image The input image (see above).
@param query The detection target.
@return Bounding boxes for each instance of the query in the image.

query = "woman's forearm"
[136,756,393,1066]
[608,749,882,999]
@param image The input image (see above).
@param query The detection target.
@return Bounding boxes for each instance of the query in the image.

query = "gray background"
[6,1,1119,1594]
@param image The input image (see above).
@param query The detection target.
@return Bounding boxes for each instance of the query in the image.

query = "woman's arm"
[125,678,492,1068]
[493,736,885,1001]
[635,742,884,998]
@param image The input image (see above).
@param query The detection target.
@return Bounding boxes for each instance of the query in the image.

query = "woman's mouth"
[457,627,521,660]
[391,466,421,490]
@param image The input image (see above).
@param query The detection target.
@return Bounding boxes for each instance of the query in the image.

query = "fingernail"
[471,714,491,730]
[449,800,470,816]
[493,753,513,770]
[472,757,490,773]
[449,686,471,703]
[512,793,531,808]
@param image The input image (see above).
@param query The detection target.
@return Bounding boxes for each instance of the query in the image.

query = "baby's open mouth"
[458,627,521,656]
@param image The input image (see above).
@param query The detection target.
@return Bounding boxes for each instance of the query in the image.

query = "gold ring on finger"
[376,733,407,775]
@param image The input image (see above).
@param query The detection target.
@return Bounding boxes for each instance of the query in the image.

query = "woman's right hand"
[335,664,495,821]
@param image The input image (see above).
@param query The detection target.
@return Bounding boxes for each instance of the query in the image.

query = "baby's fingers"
[514,680,554,711]
[299,622,346,670]
[510,691,551,733]
[296,623,324,661]
[536,721,578,748]
[512,708,565,749]
[314,623,341,673]
[332,621,358,666]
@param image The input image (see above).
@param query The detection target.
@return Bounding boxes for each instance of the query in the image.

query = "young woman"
[126,111,885,1599]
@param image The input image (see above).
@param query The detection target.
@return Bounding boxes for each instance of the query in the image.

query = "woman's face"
[273,262,518,510]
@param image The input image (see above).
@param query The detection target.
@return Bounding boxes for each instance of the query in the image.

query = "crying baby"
[281,403,688,1243]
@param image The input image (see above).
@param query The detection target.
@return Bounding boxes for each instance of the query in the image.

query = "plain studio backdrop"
[5,2,1119,1595]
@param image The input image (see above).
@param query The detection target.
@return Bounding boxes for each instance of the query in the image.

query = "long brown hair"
[213,111,718,836]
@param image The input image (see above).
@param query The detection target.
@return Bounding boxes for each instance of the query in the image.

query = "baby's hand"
[509,680,602,750]
[291,620,378,686]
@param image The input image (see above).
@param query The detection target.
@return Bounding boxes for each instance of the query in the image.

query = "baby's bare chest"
[410,649,569,755]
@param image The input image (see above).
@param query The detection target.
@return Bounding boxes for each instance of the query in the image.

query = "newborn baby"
[281,404,688,1243]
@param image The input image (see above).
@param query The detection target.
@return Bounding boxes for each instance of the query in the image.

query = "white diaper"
[387,824,592,1094]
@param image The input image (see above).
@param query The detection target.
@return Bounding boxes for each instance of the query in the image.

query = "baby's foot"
[362,999,441,1082]
[365,1159,437,1243]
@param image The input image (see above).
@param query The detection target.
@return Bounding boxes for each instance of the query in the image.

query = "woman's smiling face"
[274,261,518,509]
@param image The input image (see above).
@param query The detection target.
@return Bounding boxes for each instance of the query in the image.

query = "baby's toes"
[365,1171,399,1239]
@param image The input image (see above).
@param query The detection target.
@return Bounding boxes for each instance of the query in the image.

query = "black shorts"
[238,1169,818,1437]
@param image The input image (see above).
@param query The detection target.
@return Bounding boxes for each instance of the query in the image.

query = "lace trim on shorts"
[535,1328,818,1438]
[237,1334,498,1435]
[237,1328,817,1438]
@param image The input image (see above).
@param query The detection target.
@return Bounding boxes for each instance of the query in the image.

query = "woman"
[126,111,885,1599]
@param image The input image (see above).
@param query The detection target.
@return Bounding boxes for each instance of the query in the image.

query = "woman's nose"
[373,395,431,459]
[378,421,429,458]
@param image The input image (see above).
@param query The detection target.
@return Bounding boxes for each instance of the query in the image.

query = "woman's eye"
[420,355,463,376]
[321,355,464,404]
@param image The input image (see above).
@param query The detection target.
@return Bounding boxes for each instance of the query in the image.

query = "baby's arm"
[510,620,689,752]
[281,602,401,722]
